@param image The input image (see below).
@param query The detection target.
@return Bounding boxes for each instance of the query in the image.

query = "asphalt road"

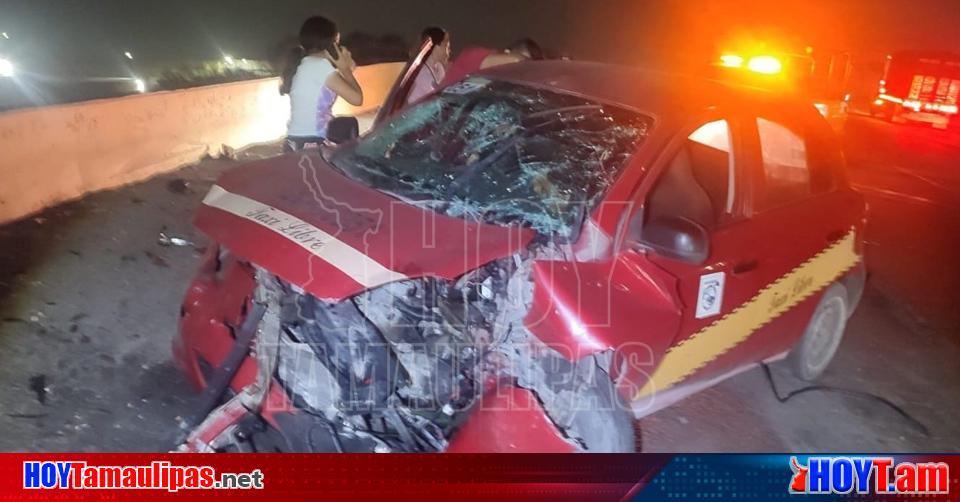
[0,116,957,452]
[842,114,960,333]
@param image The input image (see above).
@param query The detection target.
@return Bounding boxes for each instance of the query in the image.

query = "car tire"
[787,283,849,382]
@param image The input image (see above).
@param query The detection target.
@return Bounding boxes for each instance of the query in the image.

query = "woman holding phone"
[280,16,363,152]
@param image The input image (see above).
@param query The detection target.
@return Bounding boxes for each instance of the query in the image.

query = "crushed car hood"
[194,153,535,301]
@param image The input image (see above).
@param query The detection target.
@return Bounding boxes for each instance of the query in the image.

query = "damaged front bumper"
[174,245,633,453]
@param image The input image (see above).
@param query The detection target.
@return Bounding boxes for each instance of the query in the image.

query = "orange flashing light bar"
[719,54,745,68]
[746,55,782,75]
[718,54,782,75]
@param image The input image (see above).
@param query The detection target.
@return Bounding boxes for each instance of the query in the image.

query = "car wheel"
[787,283,848,381]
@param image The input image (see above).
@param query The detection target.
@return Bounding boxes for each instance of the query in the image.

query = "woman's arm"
[479,53,524,69]
[325,49,364,106]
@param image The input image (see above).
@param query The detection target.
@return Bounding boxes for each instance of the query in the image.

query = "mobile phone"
[328,43,342,61]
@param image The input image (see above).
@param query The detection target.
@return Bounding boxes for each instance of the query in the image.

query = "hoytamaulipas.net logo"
[23,461,264,492]
[789,456,948,495]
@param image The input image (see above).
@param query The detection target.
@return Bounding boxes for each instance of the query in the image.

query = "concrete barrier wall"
[0,62,404,225]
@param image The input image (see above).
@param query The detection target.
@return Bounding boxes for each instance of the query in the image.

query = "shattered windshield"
[330,78,652,237]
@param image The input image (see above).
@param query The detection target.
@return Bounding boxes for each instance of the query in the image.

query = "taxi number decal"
[695,271,725,319]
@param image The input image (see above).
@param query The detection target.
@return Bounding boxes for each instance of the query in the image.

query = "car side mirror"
[637,216,710,264]
[326,116,360,145]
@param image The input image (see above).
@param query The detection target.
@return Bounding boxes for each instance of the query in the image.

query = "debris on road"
[157,232,195,248]
[28,374,48,405]
[143,251,170,268]
[166,179,190,194]
[6,413,48,419]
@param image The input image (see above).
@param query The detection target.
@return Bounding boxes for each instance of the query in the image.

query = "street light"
[124,51,134,60]
[1,32,8,40]
[0,57,14,78]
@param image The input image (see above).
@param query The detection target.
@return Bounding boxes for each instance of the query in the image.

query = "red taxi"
[173,60,866,453]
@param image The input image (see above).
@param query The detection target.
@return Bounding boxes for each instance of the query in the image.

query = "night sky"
[1,0,958,79]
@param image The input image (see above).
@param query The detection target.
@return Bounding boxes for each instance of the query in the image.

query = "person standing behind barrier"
[406,27,451,105]
[440,38,544,87]
[280,16,363,152]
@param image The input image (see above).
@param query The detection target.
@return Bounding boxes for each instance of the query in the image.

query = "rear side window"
[755,118,810,210]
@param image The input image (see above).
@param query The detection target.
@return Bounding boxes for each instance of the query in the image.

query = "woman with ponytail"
[280,16,363,152]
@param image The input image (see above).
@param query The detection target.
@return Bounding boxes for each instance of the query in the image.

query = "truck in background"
[872,51,960,129]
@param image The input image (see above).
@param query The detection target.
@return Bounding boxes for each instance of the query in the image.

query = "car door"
[623,111,787,407]
[729,104,864,363]
[629,106,863,407]
[372,38,434,127]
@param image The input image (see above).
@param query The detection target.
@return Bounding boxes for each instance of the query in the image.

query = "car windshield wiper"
[524,104,603,122]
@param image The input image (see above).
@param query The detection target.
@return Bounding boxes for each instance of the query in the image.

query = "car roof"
[476,60,806,121]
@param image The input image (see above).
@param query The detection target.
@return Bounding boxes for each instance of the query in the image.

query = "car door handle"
[732,259,758,275]
[826,229,846,243]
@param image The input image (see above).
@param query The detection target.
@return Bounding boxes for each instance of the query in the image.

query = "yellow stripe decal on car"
[634,228,860,400]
